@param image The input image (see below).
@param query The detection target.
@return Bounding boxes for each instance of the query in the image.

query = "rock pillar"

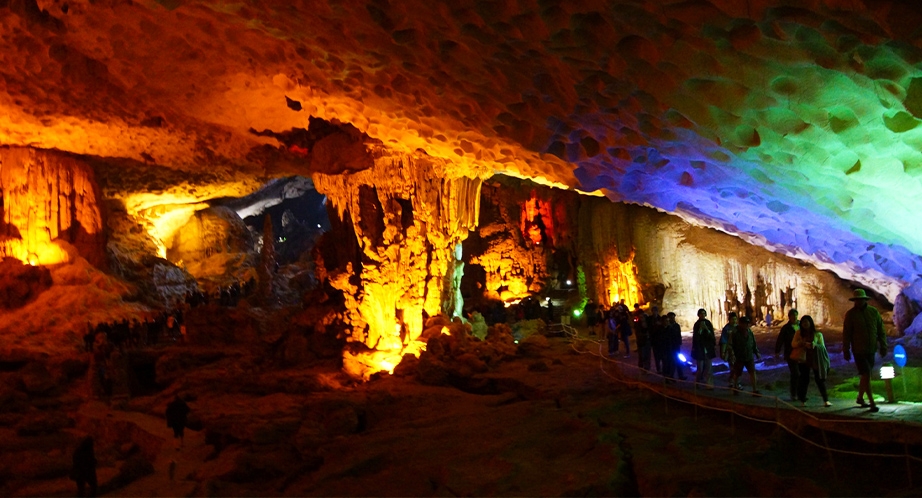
[313,153,483,379]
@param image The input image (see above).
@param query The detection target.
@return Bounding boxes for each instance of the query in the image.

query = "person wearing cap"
[842,288,888,413]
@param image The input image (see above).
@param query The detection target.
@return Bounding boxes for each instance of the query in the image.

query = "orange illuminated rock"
[0,147,104,267]
[313,151,483,380]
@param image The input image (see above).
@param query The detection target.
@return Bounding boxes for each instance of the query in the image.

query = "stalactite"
[313,152,484,379]
[0,147,104,267]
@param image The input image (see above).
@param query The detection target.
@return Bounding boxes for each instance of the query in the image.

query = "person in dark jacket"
[662,312,687,381]
[71,436,97,497]
[650,311,667,374]
[729,317,762,395]
[166,395,191,448]
[691,308,717,389]
[842,289,888,413]
[634,305,653,371]
[775,309,800,401]
[586,300,598,336]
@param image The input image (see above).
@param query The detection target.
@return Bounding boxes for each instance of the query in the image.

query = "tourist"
[634,305,652,371]
[662,312,687,381]
[70,436,97,497]
[166,395,192,449]
[605,308,619,357]
[793,315,831,407]
[775,309,800,401]
[618,306,632,358]
[594,304,606,337]
[842,289,888,413]
[728,316,762,395]
[719,312,739,389]
[691,308,716,389]
[651,311,667,374]
[586,300,598,336]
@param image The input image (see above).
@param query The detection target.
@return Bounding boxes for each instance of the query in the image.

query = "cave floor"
[8,322,922,497]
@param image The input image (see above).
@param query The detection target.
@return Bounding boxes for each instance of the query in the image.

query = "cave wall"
[586,201,857,330]
[0,147,104,267]
[464,179,859,330]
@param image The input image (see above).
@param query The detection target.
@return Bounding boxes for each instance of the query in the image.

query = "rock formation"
[0,147,104,267]
[313,151,484,379]
[464,178,859,331]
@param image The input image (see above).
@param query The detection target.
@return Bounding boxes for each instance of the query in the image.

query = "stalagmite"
[313,152,484,379]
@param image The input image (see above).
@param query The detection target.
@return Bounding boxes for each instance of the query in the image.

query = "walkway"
[80,401,209,497]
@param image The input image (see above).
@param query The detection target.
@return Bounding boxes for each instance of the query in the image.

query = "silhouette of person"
[71,436,97,497]
[843,289,887,413]
[166,395,191,448]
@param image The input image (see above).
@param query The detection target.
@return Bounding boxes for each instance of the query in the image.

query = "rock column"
[313,153,482,379]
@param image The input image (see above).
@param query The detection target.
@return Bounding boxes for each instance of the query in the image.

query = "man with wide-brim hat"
[842,288,888,413]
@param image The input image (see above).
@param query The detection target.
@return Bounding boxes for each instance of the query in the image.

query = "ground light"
[881,362,896,403]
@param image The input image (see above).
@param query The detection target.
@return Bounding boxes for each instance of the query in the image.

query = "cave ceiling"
[2,0,922,300]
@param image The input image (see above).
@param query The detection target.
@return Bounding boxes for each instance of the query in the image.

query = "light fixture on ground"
[881,362,896,404]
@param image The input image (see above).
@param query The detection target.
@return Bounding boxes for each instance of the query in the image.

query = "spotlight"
[572,309,582,318]
[566,280,572,286]
[677,352,687,363]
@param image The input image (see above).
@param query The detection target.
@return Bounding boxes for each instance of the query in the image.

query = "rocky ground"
[1,316,920,497]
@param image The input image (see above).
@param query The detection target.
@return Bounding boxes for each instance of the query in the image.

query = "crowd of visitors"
[82,310,185,354]
[583,287,886,409]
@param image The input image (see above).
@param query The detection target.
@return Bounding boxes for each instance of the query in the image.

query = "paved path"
[81,401,208,497]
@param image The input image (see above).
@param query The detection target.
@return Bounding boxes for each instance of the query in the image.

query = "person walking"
[617,307,632,358]
[842,289,888,413]
[586,300,599,337]
[70,436,97,497]
[634,306,653,372]
[793,315,831,407]
[719,312,739,389]
[651,312,667,374]
[166,395,192,449]
[605,309,619,357]
[728,316,762,395]
[691,308,717,389]
[662,312,687,381]
[775,309,800,402]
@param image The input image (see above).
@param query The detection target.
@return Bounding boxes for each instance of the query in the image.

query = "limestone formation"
[0,147,104,267]
[313,151,484,379]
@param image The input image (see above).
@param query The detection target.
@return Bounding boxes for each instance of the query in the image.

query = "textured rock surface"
[0,257,52,309]
[465,179,858,329]
[313,152,482,379]
[168,205,254,282]
[2,0,922,302]
[0,147,104,266]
